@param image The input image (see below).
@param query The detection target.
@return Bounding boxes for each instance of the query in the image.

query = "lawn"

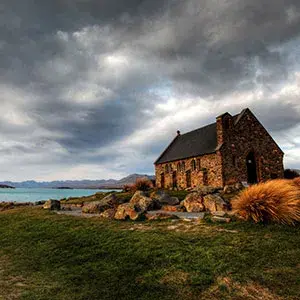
[1,207,300,300]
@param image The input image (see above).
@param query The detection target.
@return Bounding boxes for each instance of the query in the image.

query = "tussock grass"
[232,179,300,225]
[293,177,300,188]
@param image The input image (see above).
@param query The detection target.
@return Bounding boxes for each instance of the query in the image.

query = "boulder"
[130,191,159,212]
[100,208,116,219]
[114,203,143,221]
[203,194,227,212]
[211,216,231,223]
[223,183,244,194]
[82,194,118,214]
[161,205,185,212]
[150,191,180,206]
[193,185,222,195]
[146,212,179,221]
[211,211,226,217]
[43,200,61,211]
[181,193,205,212]
[161,205,178,212]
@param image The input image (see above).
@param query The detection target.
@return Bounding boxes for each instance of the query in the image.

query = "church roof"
[154,122,218,165]
[154,110,247,165]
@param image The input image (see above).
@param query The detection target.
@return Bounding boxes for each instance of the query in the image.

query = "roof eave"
[155,150,217,165]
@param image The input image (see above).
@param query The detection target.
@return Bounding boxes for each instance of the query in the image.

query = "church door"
[246,152,258,184]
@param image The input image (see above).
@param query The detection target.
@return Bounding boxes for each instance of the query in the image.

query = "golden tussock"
[232,179,300,225]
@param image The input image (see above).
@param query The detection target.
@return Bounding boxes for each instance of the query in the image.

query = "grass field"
[1,207,300,300]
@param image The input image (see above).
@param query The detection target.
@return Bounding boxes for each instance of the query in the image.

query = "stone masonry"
[154,108,284,189]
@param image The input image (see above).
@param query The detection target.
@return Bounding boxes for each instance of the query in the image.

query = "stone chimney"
[216,112,232,146]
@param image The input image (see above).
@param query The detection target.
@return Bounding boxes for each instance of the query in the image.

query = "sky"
[1,0,300,181]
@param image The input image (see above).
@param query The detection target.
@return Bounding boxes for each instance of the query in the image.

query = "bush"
[123,184,134,193]
[122,178,153,193]
[134,178,154,191]
[231,179,300,225]
[284,169,300,179]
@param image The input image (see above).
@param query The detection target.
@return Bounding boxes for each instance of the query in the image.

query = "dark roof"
[155,122,218,164]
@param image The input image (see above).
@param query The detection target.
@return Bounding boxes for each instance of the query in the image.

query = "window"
[177,162,181,172]
[165,164,169,173]
[232,155,237,167]
[224,118,230,130]
[181,162,185,172]
[191,159,196,171]
[197,159,201,170]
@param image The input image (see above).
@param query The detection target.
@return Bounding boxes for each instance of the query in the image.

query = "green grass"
[1,207,300,299]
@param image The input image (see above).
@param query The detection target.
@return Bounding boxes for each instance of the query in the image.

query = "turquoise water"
[0,188,120,203]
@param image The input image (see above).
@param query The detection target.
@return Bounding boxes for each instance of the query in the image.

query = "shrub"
[134,178,154,191]
[284,169,300,179]
[122,178,153,193]
[231,179,300,225]
[123,184,134,193]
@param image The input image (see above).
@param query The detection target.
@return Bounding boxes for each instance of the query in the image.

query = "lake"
[0,188,120,203]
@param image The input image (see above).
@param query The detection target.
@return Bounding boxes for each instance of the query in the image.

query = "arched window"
[168,164,172,173]
[181,162,185,172]
[197,159,201,170]
[165,164,169,173]
[224,118,231,130]
[191,159,196,171]
[177,162,181,172]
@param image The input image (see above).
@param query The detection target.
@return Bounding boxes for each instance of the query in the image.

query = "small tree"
[284,169,300,179]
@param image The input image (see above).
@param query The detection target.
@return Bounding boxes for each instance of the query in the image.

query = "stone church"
[154,108,284,189]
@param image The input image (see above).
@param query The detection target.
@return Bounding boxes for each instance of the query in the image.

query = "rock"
[161,205,178,212]
[181,193,205,212]
[193,185,222,195]
[234,182,244,191]
[203,194,227,212]
[211,216,231,223]
[43,200,61,210]
[82,194,118,214]
[114,203,143,221]
[150,191,180,206]
[223,183,244,194]
[146,212,179,221]
[35,200,46,206]
[130,191,159,212]
[82,201,110,214]
[211,211,226,217]
[100,208,116,219]
[61,206,72,211]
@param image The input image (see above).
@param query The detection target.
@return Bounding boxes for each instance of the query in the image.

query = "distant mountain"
[0,174,155,189]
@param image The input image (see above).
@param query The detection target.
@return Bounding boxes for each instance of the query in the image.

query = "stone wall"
[155,153,223,189]
[155,109,284,189]
[219,109,284,185]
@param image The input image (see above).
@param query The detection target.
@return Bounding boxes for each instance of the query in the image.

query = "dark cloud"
[1,0,300,179]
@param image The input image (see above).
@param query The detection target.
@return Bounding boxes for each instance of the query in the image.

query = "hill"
[0,174,155,189]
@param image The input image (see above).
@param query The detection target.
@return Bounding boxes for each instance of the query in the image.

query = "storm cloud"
[1,0,300,180]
